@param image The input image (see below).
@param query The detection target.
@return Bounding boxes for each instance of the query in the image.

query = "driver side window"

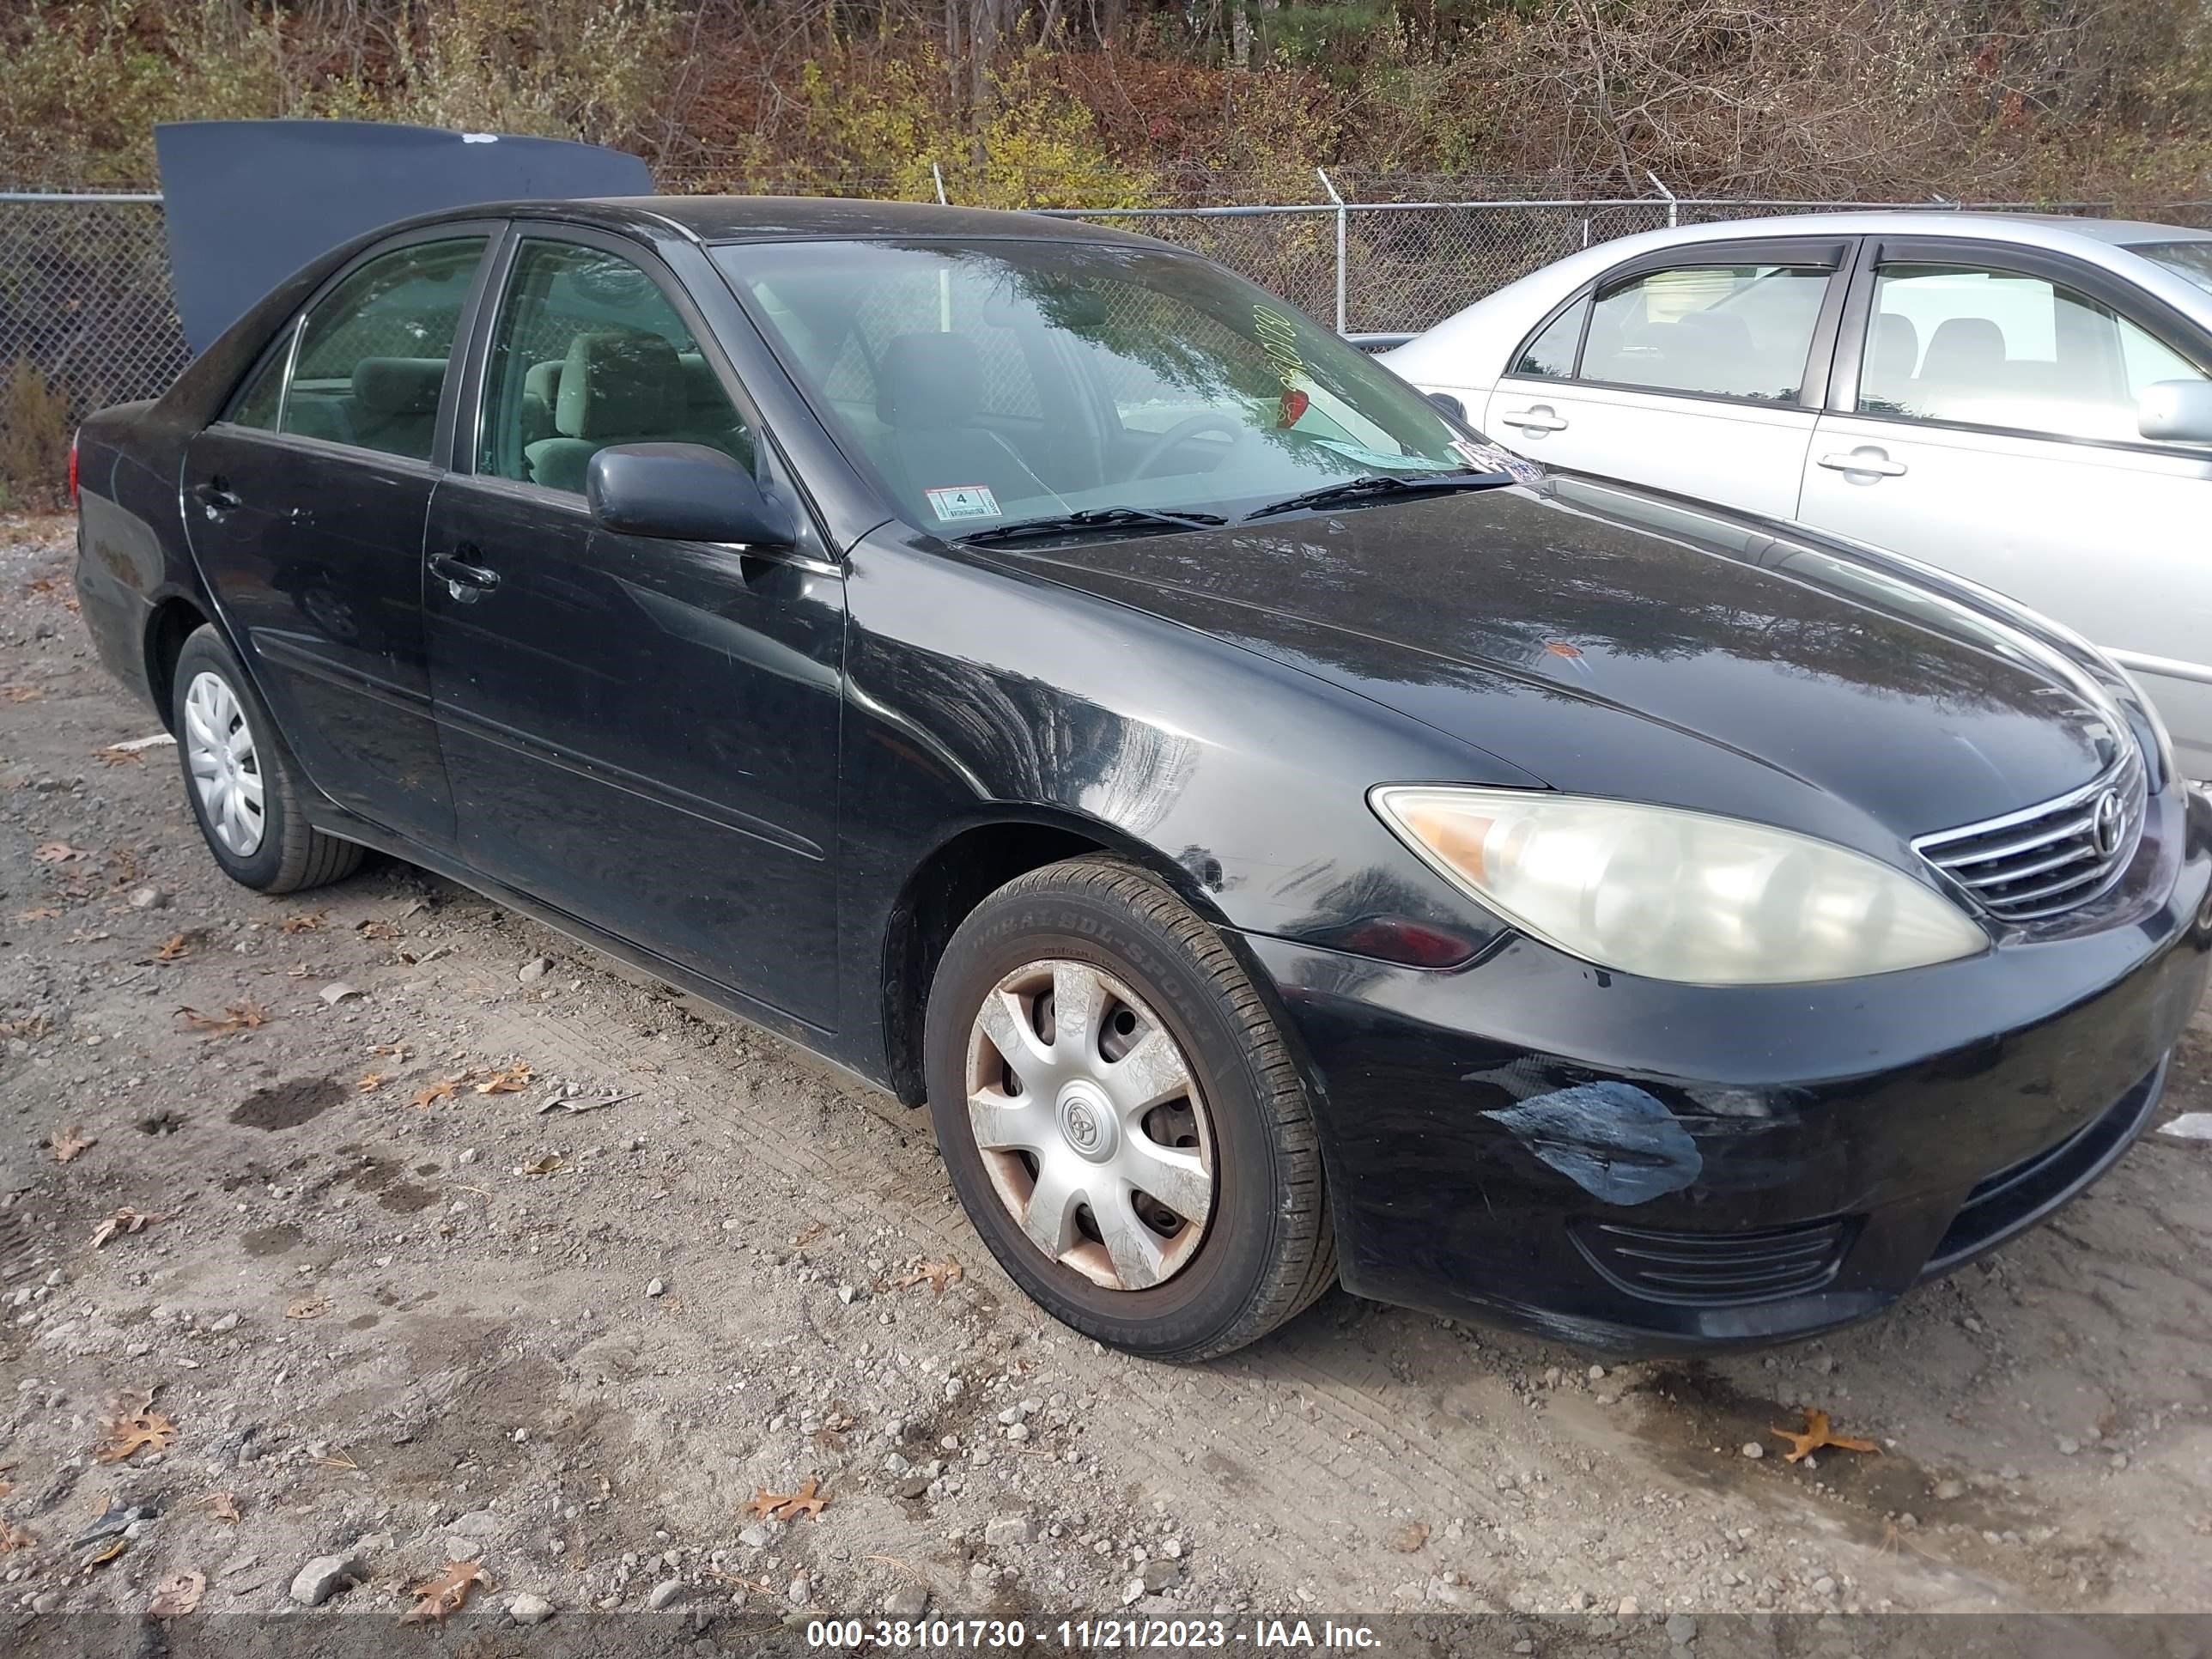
[478,240,753,495]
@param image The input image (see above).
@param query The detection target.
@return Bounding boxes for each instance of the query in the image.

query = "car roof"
[394,193,1171,250]
[1605,210,2212,252]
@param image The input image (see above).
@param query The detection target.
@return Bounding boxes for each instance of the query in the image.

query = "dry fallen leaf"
[94,744,145,765]
[95,1407,179,1463]
[896,1260,963,1296]
[520,1154,567,1176]
[153,933,191,963]
[746,1476,831,1523]
[148,1569,206,1618]
[50,1124,93,1164]
[411,1076,463,1109]
[371,1041,415,1059]
[176,1000,270,1036]
[15,906,62,921]
[284,1295,329,1321]
[90,1207,162,1249]
[86,1537,127,1566]
[200,1492,240,1526]
[280,910,326,933]
[356,918,402,940]
[34,841,88,863]
[1770,1407,1881,1464]
[402,1559,492,1625]
[357,1071,390,1094]
[0,1520,33,1553]
[791,1220,828,1248]
[1387,1521,1431,1553]
[4,685,46,703]
[474,1062,534,1095]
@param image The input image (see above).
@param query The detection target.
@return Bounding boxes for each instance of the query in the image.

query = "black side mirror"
[1426,391,1467,422]
[586,442,795,546]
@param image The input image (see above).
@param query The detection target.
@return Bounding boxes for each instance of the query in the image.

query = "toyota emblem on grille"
[2092,788,2124,859]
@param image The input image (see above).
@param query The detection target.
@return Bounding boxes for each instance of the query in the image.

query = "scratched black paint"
[70,197,2212,1354]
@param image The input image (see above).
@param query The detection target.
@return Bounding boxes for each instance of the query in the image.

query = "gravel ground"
[3,516,2210,1637]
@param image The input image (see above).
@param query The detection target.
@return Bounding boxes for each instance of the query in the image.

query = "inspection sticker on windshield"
[1451,438,1544,486]
[926,484,1001,522]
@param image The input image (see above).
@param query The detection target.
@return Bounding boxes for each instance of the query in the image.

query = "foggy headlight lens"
[1372,787,1986,984]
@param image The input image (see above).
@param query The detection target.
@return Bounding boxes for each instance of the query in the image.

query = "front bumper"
[1241,784,2212,1355]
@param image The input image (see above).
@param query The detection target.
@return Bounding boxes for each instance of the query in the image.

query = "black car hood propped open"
[155,120,653,356]
[987,475,2121,844]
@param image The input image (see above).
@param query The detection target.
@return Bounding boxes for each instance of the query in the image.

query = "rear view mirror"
[586,442,795,546]
[2136,380,2212,444]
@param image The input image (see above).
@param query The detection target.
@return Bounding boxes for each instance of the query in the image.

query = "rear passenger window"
[477,240,751,495]
[225,325,292,430]
[1512,298,1587,380]
[1584,264,1830,402]
[280,238,486,460]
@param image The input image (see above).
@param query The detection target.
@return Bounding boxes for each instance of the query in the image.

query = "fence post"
[1644,169,1678,228]
[1316,167,1346,334]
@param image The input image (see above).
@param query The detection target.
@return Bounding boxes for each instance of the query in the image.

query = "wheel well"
[144,598,210,731]
[881,821,1107,1108]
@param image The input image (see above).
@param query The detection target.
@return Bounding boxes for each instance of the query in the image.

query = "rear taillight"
[67,434,79,505]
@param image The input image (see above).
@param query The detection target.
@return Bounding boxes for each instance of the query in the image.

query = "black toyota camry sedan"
[72,196,2210,1360]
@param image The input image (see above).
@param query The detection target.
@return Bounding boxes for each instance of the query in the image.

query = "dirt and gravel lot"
[2,514,2210,1641]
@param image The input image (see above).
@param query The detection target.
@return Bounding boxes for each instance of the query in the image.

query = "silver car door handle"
[1817,448,1908,477]
[1501,406,1569,434]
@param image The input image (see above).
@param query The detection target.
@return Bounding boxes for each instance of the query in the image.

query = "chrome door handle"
[1817,448,1907,477]
[191,478,242,517]
[429,550,501,602]
[1501,406,1568,434]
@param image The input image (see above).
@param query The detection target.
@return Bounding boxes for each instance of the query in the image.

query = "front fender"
[836,529,1531,1013]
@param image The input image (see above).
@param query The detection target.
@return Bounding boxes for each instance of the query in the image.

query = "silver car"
[1383,212,2212,776]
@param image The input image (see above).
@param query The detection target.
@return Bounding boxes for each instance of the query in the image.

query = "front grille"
[1913,749,2144,922]
[1571,1217,1855,1306]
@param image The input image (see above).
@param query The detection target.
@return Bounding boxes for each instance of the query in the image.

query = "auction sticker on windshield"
[927,484,1002,521]
[1451,437,1544,486]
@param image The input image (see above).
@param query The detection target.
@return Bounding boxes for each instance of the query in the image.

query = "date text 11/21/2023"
[802,1619,1384,1650]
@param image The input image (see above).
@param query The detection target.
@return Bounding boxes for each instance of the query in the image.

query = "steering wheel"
[1132,411,1248,479]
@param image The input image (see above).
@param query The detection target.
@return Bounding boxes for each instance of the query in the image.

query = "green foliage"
[0,0,683,185]
[0,357,74,512]
[370,0,682,148]
[796,49,1154,209]
[0,1,285,184]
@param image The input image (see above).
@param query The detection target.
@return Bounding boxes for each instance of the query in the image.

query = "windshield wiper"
[957,506,1228,545]
[1242,469,1513,522]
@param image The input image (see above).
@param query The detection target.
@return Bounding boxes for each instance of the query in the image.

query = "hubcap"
[964,959,1215,1291]
[183,671,266,857]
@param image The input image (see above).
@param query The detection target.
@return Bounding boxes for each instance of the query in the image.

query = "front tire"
[171,625,362,894]
[924,857,1336,1361]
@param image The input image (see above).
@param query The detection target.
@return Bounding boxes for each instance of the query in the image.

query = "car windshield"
[2130,240,2212,297]
[714,238,1479,532]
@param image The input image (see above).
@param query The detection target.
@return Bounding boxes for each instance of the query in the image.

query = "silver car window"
[1583,264,1829,402]
[1859,263,2209,444]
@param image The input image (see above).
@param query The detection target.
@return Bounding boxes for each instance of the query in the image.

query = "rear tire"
[170,625,363,895]
[924,857,1335,1362]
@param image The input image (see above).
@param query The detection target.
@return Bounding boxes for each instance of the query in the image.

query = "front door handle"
[1817,447,1908,478]
[1500,405,1569,434]
[429,550,501,602]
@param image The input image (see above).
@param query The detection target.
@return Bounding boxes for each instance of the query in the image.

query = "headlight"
[1371,787,1987,984]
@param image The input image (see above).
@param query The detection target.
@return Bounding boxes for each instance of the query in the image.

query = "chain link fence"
[7,181,2212,428]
